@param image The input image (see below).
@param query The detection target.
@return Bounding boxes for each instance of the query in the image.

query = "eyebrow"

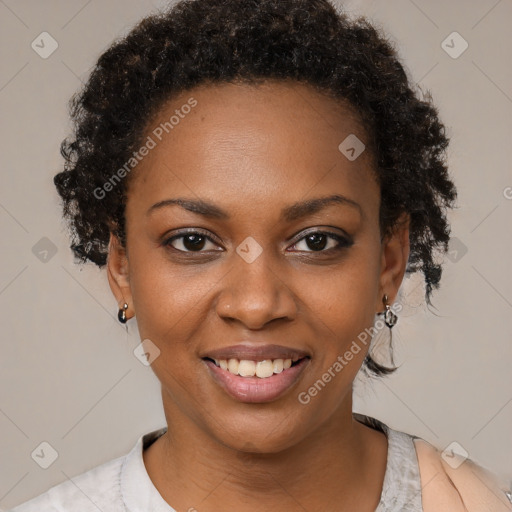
[146,194,362,221]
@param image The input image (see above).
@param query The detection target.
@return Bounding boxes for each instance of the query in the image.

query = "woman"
[10,0,512,510]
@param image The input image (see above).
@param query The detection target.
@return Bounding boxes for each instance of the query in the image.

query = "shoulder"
[8,453,126,512]
[414,437,512,512]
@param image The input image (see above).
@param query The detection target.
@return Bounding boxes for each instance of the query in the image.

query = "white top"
[9,414,424,511]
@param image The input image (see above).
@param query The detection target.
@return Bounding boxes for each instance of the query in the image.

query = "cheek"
[129,251,210,339]
[304,257,380,334]
[296,254,381,398]
[295,272,378,416]
[128,256,207,402]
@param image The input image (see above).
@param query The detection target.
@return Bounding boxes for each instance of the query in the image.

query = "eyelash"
[163,229,353,255]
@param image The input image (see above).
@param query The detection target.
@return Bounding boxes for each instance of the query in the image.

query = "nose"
[215,249,298,329]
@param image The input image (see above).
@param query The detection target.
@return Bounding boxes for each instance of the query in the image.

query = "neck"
[143,390,387,512]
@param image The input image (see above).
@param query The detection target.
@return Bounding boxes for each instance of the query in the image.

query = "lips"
[201,343,310,403]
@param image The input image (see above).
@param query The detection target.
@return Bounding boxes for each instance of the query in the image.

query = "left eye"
[289,231,350,252]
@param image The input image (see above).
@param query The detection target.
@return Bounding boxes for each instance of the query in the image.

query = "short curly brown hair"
[54,0,458,377]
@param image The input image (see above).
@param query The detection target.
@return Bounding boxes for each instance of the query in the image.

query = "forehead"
[126,80,379,220]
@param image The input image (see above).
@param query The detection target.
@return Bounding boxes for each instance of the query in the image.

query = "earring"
[381,294,398,328]
[118,302,128,323]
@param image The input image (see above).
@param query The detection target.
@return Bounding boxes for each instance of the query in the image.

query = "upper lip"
[201,343,310,361]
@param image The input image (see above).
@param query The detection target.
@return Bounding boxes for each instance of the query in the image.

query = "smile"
[203,355,310,403]
[207,357,304,378]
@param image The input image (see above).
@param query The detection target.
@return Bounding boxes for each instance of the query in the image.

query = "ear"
[375,212,410,312]
[107,232,134,320]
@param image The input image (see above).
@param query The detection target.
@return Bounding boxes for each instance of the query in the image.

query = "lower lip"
[204,358,310,403]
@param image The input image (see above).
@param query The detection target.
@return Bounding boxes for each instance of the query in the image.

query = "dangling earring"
[381,294,398,328]
[368,294,398,372]
[118,302,128,323]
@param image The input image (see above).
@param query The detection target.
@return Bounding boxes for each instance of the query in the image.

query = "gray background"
[1,0,511,508]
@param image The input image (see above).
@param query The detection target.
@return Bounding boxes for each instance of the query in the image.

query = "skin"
[107,80,410,511]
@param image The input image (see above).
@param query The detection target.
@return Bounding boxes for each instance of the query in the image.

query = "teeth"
[228,358,239,374]
[238,360,256,377]
[273,359,284,373]
[256,360,274,378]
[211,357,303,378]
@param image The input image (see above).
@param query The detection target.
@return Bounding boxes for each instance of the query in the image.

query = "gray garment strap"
[353,413,423,512]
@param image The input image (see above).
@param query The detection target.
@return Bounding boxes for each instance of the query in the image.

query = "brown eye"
[164,231,221,252]
[289,231,352,253]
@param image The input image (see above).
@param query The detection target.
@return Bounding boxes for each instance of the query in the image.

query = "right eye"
[163,230,223,253]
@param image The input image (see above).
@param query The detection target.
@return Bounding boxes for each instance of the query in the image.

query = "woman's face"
[108,81,409,452]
